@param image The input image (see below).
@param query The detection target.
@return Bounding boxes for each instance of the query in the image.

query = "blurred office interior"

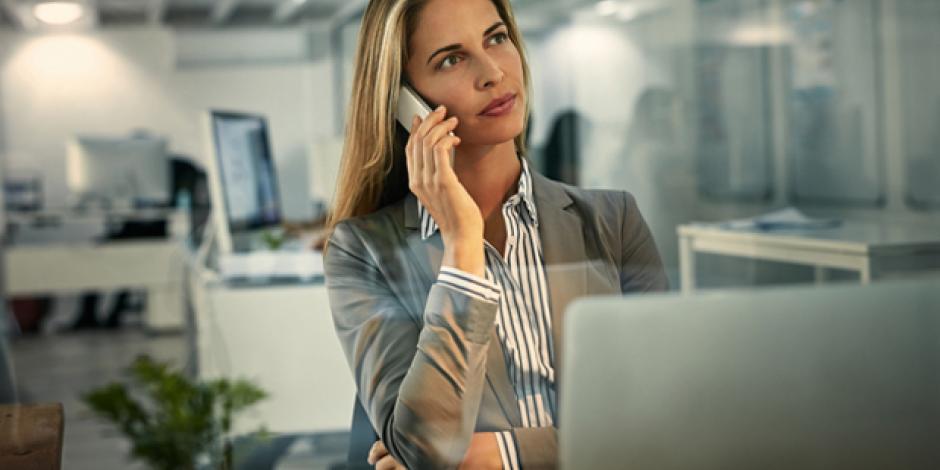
[1,0,938,468]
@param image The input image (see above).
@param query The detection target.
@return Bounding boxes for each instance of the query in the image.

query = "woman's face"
[405,0,525,147]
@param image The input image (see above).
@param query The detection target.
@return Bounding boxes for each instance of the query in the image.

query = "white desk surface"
[188,266,355,435]
[6,207,174,221]
[4,218,188,331]
[679,221,940,255]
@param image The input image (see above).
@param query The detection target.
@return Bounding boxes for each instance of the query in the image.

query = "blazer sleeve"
[325,221,499,470]
[620,192,669,293]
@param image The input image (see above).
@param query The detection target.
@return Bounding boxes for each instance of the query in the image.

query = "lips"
[479,93,517,117]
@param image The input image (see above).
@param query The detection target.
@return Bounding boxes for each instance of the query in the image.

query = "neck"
[452,140,521,218]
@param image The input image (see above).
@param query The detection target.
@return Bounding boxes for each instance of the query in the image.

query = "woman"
[324,0,668,468]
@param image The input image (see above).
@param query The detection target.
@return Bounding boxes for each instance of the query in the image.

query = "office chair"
[543,109,582,186]
[347,396,379,470]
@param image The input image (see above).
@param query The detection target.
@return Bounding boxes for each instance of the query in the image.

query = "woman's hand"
[406,105,485,277]
[368,433,503,470]
[458,433,504,470]
[368,440,406,470]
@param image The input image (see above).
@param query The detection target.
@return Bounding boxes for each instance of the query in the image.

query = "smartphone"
[397,84,455,167]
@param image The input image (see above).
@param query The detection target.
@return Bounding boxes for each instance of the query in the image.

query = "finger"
[415,105,447,139]
[422,116,458,188]
[422,129,437,189]
[367,441,386,465]
[375,455,400,470]
[411,117,427,192]
[432,135,461,175]
[406,115,420,186]
[424,116,459,151]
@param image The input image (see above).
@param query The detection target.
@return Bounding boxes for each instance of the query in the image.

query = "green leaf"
[82,355,267,470]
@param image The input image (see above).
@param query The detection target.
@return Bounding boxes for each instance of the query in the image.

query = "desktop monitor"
[561,279,940,469]
[66,135,169,207]
[204,110,282,253]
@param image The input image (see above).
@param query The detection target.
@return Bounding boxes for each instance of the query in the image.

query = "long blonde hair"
[326,0,531,235]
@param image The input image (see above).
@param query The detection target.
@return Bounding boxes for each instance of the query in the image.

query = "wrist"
[442,239,485,277]
[459,433,503,470]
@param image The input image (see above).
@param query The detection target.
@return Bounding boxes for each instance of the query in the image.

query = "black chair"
[72,156,208,329]
[543,110,582,186]
[347,396,379,469]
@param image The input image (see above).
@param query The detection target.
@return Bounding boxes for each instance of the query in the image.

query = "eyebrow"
[426,21,506,65]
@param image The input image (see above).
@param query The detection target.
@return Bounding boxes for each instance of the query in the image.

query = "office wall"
[523,0,940,286]
[524,1,700,280]
[0,26,335,219]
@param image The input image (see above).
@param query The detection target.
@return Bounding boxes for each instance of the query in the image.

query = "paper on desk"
[714,207,841,231]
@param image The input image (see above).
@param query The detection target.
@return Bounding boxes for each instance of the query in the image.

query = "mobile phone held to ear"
[396,84,433,129]
[397,84,455,167]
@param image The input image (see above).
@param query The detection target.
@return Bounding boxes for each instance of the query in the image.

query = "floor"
[10,328,183,470]
[8,326,349,470]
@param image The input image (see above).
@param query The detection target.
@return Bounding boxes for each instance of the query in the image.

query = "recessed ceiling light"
[595,0,620,17]
[33,1,85,26]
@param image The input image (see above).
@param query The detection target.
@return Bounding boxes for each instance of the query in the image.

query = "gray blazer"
[325,170,668,470]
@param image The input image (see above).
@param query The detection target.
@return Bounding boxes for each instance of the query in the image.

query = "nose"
[475,54,504,90]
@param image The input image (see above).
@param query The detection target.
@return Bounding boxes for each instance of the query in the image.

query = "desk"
[3,209,188,331]
[0,403,64,470]
[678,221,940,292]
[187,264,355,435]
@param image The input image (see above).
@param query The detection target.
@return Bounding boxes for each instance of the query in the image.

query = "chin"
[461,113,525,146]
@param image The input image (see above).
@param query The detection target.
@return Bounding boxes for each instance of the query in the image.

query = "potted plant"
[82,355,267,470]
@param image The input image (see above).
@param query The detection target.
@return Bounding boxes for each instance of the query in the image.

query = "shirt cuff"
[436,266,500,304]
[495,431,521,470]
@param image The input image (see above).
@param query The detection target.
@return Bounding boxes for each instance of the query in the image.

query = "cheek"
[423,75,475,115]
[497,47,523,79]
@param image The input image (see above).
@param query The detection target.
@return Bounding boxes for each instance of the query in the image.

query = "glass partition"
[783,0,884,205]
[694,0,774,201]
[897,0,940,209]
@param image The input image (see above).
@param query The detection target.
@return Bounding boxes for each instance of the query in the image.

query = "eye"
[438,54,462,70]
[487,31,509,46]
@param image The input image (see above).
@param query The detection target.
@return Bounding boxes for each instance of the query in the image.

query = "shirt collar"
[418,156,538,240]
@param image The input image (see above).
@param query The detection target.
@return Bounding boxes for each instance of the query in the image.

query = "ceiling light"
[595,0,619,17]
[33,1,84,26]
[616,4,640,21]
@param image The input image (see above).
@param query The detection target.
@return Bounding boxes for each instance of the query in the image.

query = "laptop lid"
[560,279,940,469]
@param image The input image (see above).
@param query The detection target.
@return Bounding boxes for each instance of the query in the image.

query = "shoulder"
[571,185,636,217]
[532,172,639,226]
[326,198,409,261]
[532,172,651,263]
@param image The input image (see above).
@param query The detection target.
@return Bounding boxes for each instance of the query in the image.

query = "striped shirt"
[418,158,556,470]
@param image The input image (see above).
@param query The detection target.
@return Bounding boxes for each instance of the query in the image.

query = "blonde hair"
[326,0,531,235]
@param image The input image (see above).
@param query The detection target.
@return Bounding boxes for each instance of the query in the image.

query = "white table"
[187,264,355,435]
[677,222,940,292]
[3,209,188,331]
[4,240,187,331]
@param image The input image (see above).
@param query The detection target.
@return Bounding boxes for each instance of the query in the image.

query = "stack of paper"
[715,207,842,231]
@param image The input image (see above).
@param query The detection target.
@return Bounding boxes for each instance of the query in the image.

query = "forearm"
[510,426,557,469]
[327,223,499,469]
[457,432,506,470]
[380,283,498,469]
[461,427,558,470]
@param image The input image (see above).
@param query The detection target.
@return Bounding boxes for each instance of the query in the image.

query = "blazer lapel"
[531,172,588,385]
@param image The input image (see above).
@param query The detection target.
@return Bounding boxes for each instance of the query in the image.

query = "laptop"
[560,279,940,469]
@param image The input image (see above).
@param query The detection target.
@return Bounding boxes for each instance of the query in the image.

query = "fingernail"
[436,105,446,113]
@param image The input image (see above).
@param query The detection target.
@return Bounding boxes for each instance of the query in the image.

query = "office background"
[4,0,937,286]
[1,0,938,468]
